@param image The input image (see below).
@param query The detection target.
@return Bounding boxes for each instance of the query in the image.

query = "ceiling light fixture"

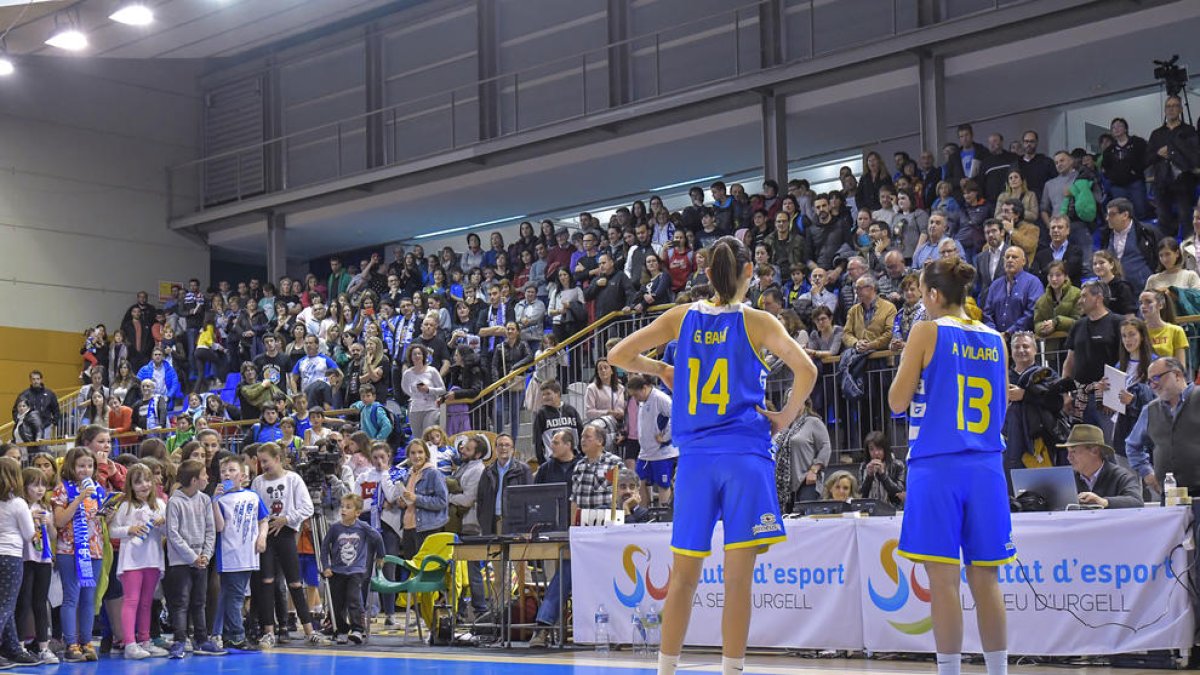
[650,174,723,192]
[109,4,154,26]
[413,214,528,240]
[45,12,88,51]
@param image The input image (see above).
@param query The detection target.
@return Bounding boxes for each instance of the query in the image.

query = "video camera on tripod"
[295,445,342,490]
[1154,55,1189,97]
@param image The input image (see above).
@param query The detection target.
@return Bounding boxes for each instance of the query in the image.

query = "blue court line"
[12,650,659,675]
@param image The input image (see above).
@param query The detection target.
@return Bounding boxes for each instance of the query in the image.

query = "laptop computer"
[1011,466,1079,511]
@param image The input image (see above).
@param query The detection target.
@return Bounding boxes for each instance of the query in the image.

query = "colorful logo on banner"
[613,544,671,608]
[868,539,932,634]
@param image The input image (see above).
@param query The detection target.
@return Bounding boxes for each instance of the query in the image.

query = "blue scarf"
[64,480,106,587]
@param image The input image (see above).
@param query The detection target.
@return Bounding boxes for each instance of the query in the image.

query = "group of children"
[0,422,401,666]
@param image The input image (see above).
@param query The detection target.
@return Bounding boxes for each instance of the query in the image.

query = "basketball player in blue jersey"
[888,258,1014,675]
[610,236,816,675]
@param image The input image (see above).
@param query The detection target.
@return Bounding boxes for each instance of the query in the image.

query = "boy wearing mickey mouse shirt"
[320,494,383,645]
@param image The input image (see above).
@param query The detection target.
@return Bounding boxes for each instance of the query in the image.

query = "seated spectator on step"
[1061,424,1144,509]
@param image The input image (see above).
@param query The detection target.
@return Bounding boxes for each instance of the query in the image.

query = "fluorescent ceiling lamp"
[412,215,528,240]
[0,54,12,76]
[45,28,87,51]
[109,4,154,26]
[650,174,722,192]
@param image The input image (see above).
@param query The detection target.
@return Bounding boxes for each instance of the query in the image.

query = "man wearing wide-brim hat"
[1059,424,1144,509]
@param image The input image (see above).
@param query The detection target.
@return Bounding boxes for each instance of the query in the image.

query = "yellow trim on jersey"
[742,308,773,370]
[970,555,1018,567]
[896,549,960,565]
[725,535,787,551]
[670,546,713,559]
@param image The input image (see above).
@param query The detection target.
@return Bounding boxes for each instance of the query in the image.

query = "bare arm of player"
[888,320,936,414]
[607,304,689,390]
[746,308,818,434]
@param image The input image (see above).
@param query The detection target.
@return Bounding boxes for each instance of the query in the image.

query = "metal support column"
[607,0,630,106]
[477,0,500,139]
[761,91,788,184]
[266,213,287,283]
[263,59,284,192]
[758,0,782,68]
[365,22,386,168]
[917,50,945,154]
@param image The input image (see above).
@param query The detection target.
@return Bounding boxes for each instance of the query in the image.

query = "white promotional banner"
[856,509,1194,655]
[570,519,864,649]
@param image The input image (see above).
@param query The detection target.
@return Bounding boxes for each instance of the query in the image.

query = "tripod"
[308,482,337,629]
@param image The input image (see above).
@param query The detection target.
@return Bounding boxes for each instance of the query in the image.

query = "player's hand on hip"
[757,406,794,435]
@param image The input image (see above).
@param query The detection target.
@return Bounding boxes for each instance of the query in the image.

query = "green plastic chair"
[371,553,455,642]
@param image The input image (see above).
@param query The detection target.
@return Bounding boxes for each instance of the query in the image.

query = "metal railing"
[168,0,1023,217]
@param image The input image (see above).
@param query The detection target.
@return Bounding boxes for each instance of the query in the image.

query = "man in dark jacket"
[1146,95,1200,237]
[476,433,533,536]
[12,370,59,437]
[1061,425,1144,509]
[534,429,581,487]
[979,132,1020,204]
[532,381,583,465]
[584,254,637,317]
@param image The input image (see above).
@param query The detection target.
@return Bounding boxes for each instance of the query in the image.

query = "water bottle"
[1164,473,1178,506]
[630,605,647,654]
[593,604,610,653]
[643,604,661,655]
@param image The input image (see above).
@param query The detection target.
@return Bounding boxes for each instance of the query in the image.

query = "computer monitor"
[850,498,896,517]
[503,482,570,535]
[791,500,852,516]
[1011,466,1079,511]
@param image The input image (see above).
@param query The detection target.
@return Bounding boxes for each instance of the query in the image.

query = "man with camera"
[1147,95,1200,237]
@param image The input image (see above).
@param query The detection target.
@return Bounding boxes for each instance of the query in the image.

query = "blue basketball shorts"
[670,452,786,557]
[898,451,1016,566]
[635,457,677,489]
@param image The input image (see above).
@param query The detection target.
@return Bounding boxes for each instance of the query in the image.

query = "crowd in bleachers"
[2,100,1200,660]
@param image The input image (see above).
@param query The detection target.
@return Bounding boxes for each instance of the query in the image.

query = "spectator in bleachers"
[773,399,830,511]
[122,307,153,373]
[864,220,898,276]
[805,195,848,272]
[871,185,898,227]
[950,180,987,261]
[547,268,585,344]
[889,274,925,353]
[1125,357,1199,498]
[585,254,637,317]
[912,210,963,270]
[1102,197,1161,294]
[1033,261,1081,353]
[1091,250,1136,316]
[979,133,1019,204]
[1017,130,1057,200]
[857,151,893,212]
[1146,238,1200,292]
[875,251,907,307]
[130,378,168,433]
[634,253,672,313]
[585,358,625,424]
[891,188,927,263]
[572,231,603,286]
[1031,215,1085,286]
[984,247,1042,338]
[1064,280,1123,434]
[515,284,546,354]
[1107,317,1155,467]
[531,381,582,466]
[1147,95,1200,238]
[1039,151,1076,228]
[1100,117,1149,220]
[490,322,532,441]
[1183,205,1200,272]
[842,275,896,355]
[1139,290,1189,363]
[769,211,807,274]
[476,434,531,536]
[663,230,695,294]
[137,347,183,405]
[997,198,1040,264]
[995,168,1039,226]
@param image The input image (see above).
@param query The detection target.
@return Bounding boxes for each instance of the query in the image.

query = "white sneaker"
[37,648,59,665]
[124,643,150,660]
[141,641,169,658]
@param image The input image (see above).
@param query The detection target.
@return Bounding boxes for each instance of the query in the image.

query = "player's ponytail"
[921,258,975,308]
[708,236,750,306]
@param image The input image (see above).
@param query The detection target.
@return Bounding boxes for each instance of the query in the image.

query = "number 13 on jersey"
[956,375,992,433]
[687,358,729,416]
